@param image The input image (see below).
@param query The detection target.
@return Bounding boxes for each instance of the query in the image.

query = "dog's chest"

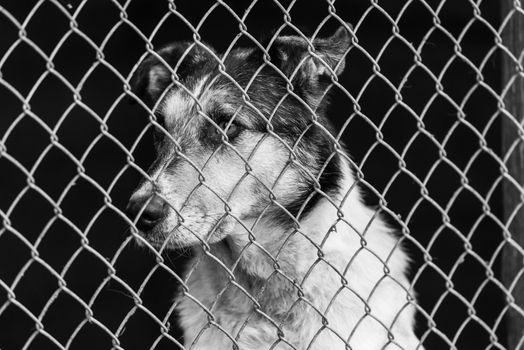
[176,255,253,346]
[175,255,346,350]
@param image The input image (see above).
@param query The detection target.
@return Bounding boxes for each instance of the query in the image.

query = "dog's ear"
[269,23,352,105]
[130,42,216,105]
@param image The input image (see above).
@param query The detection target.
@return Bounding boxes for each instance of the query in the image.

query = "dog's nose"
[126,194,168,232]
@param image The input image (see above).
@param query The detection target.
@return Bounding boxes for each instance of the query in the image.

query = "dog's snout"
[126,194,168,232]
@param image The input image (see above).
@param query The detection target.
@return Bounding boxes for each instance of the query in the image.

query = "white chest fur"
[175,191,423,350]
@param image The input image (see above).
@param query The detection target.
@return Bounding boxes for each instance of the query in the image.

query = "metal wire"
[0,0,523,349]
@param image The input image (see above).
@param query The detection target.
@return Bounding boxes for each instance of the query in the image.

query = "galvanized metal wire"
[0,0,523,349]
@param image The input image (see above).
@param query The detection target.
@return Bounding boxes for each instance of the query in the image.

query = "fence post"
[502,1,524,349]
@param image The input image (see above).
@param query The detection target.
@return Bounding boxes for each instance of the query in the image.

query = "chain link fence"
[0,0,523,349]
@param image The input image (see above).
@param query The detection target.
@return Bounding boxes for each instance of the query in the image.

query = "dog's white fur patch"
[175,161,422,349]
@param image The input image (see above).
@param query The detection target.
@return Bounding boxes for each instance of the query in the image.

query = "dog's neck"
[226,166,369,269]
[199,165,383,318]
[180,163,418,349]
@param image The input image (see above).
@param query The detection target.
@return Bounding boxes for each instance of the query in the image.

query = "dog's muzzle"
[126,194,168,233]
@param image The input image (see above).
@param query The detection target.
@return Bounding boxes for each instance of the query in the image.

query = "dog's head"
[126,25,351,249]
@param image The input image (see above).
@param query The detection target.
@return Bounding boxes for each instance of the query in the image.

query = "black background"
[0,0,511,349]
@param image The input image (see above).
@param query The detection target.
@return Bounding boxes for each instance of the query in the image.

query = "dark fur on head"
[130,23,352,223]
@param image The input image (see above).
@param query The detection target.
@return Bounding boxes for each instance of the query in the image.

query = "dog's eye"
[216,121,241,140]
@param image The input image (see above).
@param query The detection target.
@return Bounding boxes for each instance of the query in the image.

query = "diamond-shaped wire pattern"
[0,0,523,349]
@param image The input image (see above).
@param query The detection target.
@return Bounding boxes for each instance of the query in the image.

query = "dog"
[126,23,423,350]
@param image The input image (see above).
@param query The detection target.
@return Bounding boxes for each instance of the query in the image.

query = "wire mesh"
[0,0,523,349]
